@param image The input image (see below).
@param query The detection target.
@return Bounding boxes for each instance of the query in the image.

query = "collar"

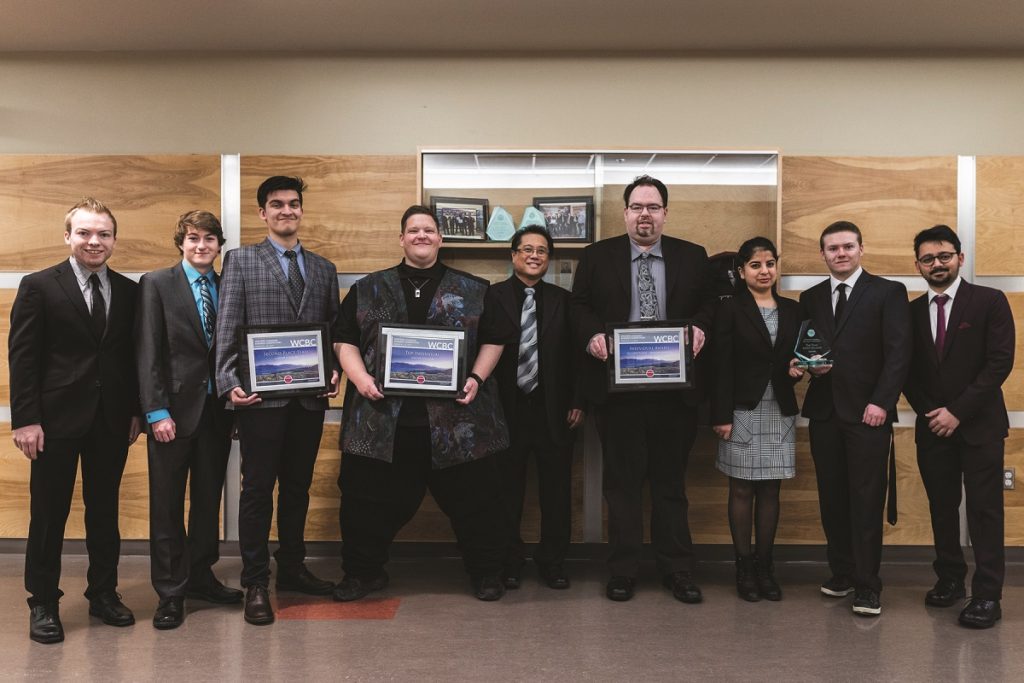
[268,238,303,257]
[830,266,863,292]
[630,238,663,260]
[928,275,962,303]
[398,259,446,280]
[512,274,543,293]
[181,259,215,285]
[68,255,108,285]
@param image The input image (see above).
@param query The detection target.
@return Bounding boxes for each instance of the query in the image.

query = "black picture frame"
[430,196,490,241]
[242,322,331,398]
[532,195,594,242]
[606,320,694,393]
[377,322,468,398]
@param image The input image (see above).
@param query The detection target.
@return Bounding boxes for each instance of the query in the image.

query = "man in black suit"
[136,210,243,630]
[9,198,142,643]
[481,225,584,590]
[800,221,911,618]
[904,224,1014,629]
[215,176,340,625]
[570,175,714,603]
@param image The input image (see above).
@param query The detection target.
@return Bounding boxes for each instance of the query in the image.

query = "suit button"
[94,380,102,389]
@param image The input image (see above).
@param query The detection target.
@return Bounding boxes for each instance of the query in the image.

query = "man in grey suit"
[215,176,340,625]
[136,210,242,630]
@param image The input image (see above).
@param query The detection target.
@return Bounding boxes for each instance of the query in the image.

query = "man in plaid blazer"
[215,176,340,626]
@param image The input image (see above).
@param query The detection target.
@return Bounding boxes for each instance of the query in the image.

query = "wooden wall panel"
[1004,293,1024,412]
[976,156,1024,275]
[240,156,417,273]
[781,157,957,275]
[0,155,221,273]
[0,289,14,405]
[1004,430,1024,545]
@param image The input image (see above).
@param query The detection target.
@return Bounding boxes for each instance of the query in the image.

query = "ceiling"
[4,0,1024,53]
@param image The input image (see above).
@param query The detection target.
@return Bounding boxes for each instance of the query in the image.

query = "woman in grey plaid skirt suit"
[711,237,804,602]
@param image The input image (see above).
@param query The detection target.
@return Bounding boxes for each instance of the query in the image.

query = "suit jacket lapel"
[173,263,208,346]
[298,255,322,316]
[662,238,680,310]
[913,295,939,367]
[257,239,297,313]
[940,280,970,362]
[540,282,560,344]
[834,271,872,337]
[498,279,520,342]
[813,280,837,341]
[738,289,772,347]
[55,262,96,338]
[614,236,632,312]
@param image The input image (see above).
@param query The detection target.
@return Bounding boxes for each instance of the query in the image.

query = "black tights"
[728,477,782,558]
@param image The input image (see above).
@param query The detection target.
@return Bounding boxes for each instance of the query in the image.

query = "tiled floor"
[1,553,1020,681]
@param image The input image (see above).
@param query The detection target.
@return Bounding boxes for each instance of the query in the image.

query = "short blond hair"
[64,197,118,236]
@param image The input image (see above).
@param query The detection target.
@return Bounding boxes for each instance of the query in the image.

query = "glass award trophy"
[519,206,547,230]
[486,206,517,242]
[794,320,833,368]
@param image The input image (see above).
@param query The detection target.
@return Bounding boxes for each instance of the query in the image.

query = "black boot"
[735,555,760,602]
[755,553,782,601]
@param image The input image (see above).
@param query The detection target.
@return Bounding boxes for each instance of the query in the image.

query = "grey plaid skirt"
[716,382,796,481]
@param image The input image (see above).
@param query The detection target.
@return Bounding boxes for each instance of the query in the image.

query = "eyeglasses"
[627,203,664,214]
[515,246,549,257]
[917,252,957,266]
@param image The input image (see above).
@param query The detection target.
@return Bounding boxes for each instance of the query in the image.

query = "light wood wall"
[977,156,1024,276]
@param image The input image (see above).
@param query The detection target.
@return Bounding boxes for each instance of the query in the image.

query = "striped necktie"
[198,275,216,343]
[517,287,539,393]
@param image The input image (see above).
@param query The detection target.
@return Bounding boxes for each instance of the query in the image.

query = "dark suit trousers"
[808,415,891,593]
[916,423,1005,600]
[340,426,506,579]
[148,396,233,598]
[236,402,324,588]
[595,397,697,578]
[498,390,572,573]
[25,405,130,606]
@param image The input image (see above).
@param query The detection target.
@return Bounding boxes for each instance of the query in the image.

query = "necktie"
[934,294,950,356]
[198,275,216,343]
[517,287,539,393]
[284,250,305,303]
[89,273,106,339]
[834,282,847,322]
[638,252,658,321]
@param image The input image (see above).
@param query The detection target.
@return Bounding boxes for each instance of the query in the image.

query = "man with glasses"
[480,224,584,590]
[904,224,1014,629]
[571,175,714,603]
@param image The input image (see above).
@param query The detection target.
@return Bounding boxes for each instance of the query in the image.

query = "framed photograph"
[430,196,489,241]
[377,323,468,397]
[532,195,594,242]
[243,323,330,398]
[606,320,694,392]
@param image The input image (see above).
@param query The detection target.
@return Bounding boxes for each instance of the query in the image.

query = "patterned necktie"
[284,249,305,303]
[198,275,216,343]
[517,287,539,393]
[88,273,106,339]
[834,282,847,322]
[934,294,950,356]
[638,252,658,321]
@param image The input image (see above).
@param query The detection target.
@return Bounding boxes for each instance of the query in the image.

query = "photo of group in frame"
[430,196,489,241]
[533,195,594,242]
[243,322,330,398]
[606,320,694,392]
[377,323,468,397]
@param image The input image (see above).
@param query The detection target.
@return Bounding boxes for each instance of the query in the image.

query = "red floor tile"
[274,597,401,620]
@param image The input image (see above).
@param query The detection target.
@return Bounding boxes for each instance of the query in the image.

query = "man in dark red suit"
[904,224,1014,629]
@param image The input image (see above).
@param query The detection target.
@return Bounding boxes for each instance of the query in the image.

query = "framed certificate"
[377,323,468,398]
[243,323,330,398]
[607,320,694,392]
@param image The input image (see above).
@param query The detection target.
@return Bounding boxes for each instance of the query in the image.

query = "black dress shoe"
[539,564,570,590]
[88,592,135,627]
[472,575,506,601]
[502,573,521,590]
[606,576,636,602]
[925,579,966,607]
[186,579,244,604]
[958,598,1001,629]
[29,604,64,644]
[735,555,761,602]
[663,571,703,604]
[244,585,275,626]
[332,573,389,602]
[275,566,335,596]
[153,597,185,630]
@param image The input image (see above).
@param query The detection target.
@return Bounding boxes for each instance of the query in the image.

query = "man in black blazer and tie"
[136,210,243,630]
[9,198,142,643]
[571,175,714,603]
[481,225,584,589]
[215,176,340,625]
[800,221,911,618]
[904,224,1014,629]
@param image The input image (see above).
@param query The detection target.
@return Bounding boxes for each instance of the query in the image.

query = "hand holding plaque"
[794,319,833,369]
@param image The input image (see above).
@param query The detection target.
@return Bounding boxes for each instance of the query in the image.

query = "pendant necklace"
[409,277,430,298]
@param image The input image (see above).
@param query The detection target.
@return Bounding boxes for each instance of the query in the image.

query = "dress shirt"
[268,238,307,281]
[829,266,863,315]
[68,256,110,316]
[927,275,962,341]
[628,238,667,322]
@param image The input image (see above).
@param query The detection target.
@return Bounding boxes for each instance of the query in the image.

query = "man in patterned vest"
[333,205,510,602]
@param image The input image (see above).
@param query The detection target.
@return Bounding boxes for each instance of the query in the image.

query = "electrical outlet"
[1005,468,1016,490]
